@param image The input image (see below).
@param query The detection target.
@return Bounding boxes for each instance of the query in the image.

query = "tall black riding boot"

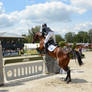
[44,43,48,53]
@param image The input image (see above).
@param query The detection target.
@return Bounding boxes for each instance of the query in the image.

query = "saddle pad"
[48,45,57,51]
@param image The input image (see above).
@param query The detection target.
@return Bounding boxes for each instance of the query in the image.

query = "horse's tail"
[68,50,83,66]
[74,50,83,66]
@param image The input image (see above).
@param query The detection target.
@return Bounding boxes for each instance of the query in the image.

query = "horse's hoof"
[55,71,60,74]
[80,63,84,66]
[67,79,71,84]
[64,78,67,81]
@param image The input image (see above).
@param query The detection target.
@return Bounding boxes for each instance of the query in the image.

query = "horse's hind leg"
[64,70,68,81]
[64,66,71,83]
[67,68,71,83]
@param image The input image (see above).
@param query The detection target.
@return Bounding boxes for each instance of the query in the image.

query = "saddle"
[46,39,59,52]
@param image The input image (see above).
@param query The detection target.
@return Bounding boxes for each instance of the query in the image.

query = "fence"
[0,45,45,86]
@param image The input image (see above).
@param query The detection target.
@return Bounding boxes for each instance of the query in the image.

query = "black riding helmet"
[42,23,47,29]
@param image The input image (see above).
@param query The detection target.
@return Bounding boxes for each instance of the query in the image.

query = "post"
[0,44,4,86]
[43,54,60,74]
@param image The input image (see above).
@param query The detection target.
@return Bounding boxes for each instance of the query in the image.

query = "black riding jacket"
[42,27,53,37]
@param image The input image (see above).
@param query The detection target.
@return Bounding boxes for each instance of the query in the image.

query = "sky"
[0,0,92,36]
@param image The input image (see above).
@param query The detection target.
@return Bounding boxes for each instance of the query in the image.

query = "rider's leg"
[44,32,53,53]
[44,32,54,46]
[45,42,48,52]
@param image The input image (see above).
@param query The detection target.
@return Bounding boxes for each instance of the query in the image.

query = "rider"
[41,23,56,52]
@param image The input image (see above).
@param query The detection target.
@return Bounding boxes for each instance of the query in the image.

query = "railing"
[4,60,43,81]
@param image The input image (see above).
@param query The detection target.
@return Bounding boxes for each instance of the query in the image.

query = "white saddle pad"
[48,45,57,51]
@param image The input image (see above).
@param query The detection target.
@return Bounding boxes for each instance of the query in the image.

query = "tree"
[31,26,40,33]
[65,32,75,43]
[88,29,92,43]
[59,41,66,48]
[77,31,88,43]
[24,26,40,43]
[64,31,89,43]
[55,34,64,43]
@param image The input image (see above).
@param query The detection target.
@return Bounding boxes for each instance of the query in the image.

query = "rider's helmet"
[42,23,47,29]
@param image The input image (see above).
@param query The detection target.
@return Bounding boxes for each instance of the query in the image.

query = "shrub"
[59,41,66,48]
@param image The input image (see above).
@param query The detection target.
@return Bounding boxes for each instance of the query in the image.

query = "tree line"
[65,29,92,43]
[22,26,92,43]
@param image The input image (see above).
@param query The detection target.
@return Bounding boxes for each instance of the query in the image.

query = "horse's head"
[32,32,42,43]
[32,32,44,51]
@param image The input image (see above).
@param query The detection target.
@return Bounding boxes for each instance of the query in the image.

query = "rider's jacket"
[42,27,53,37]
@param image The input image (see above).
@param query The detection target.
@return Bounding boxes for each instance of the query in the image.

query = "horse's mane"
[36,32,45,39]
[36,32,42,37]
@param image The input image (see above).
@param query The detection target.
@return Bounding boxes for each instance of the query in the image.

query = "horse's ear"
[33,31,35,34]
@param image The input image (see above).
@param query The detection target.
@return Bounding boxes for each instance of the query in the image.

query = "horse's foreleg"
[36,48,41,54]
[36,48,45,56]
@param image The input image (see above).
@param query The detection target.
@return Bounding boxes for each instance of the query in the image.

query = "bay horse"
[32,32,83,83]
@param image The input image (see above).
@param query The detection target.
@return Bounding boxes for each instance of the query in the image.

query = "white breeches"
[44,32,56,46]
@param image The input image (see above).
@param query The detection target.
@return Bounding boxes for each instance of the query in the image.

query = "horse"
[32,32,83,83]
